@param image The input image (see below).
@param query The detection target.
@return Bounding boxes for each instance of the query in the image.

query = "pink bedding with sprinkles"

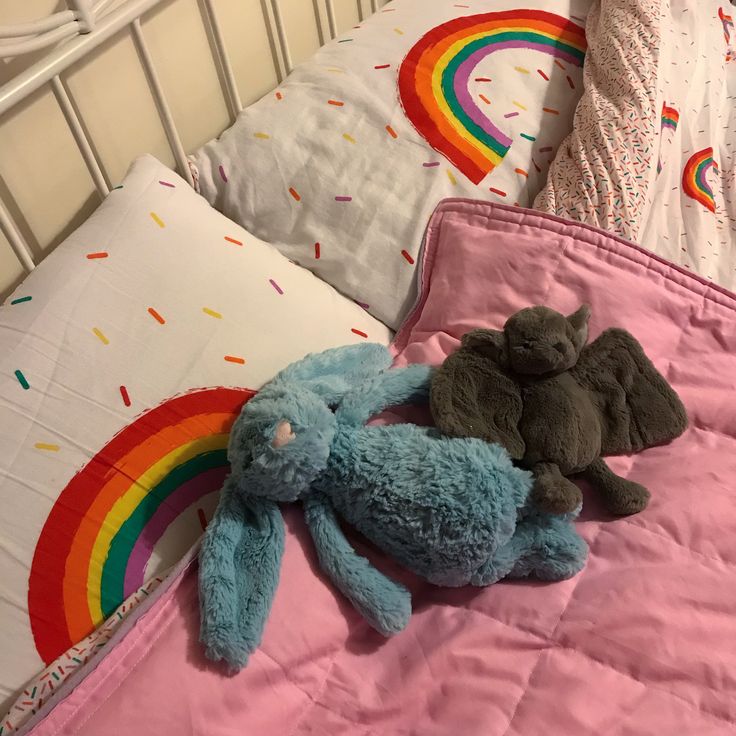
[535,0,736,289]
[19,199,736,736]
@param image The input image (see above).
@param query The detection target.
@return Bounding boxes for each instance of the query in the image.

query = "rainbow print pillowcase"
[190,0,591,328]
[0,154,390,711]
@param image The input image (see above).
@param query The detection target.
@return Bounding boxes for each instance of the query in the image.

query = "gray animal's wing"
[430,347,525,459]
[573,328,688,455]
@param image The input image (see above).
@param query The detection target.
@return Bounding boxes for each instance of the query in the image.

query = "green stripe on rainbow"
[682,147,718,213]
[28,387,256,664]
[99,448,228,617]
[398,10,586,184]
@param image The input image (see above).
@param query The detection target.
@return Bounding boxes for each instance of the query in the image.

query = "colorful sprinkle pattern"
[535,0,735,285]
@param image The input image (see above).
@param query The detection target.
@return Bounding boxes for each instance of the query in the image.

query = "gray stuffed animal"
[430,305,688,516]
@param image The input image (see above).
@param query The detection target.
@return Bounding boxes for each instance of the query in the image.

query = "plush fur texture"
[198,478,284,671]
[199,344,588,671]
[431,306,688,516]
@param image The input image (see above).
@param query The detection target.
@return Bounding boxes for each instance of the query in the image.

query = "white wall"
[0,0,378,296]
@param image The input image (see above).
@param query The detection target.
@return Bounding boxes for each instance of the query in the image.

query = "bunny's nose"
[272,420,296,448]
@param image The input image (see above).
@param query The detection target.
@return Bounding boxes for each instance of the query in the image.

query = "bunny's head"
[228,384,336,502]
[228,343,393,502]
[199,343,393,671]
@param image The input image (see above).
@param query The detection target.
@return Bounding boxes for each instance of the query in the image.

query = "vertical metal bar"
[0,199,35,272]
[356,0,363,22]
[269,0,292,76]
[311,0,325,47]
[370,0,378,12]
[325,0,338,39]
[51,75,110,197]
[200,0,242,117]
[130,19,194,187]
[258,0,284,83]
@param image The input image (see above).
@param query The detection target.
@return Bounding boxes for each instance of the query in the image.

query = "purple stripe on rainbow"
[661,117,678,131]
[453,40,584,152]
[123,466,227,596]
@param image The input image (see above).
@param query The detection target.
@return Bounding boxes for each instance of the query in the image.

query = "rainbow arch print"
[28,386,255,664]
[720,7,734,62]
[682,147,718,213]
[657,103,679,174]
[661,104,679,133]
[398,10,587,184]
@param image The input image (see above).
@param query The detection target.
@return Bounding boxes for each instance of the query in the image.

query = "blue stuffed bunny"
[199,344,587,670]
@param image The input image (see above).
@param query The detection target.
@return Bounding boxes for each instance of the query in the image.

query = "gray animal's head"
[463,305,591,377]
[227,343,393,502]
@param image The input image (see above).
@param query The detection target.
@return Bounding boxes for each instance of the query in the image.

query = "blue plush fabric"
[199,344,588,671]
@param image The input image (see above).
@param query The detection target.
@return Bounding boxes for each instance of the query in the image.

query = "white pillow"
[190,0,590,327]
[0,154,390,707]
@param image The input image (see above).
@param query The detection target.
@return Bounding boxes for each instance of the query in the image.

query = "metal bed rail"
[0,0,387,277]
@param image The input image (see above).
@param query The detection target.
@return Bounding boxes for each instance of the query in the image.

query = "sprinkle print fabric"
[535,0,736,289]
[640,0,736,284]
[0,155,391,724]
[2,574,166,734]
[190,0,592,329]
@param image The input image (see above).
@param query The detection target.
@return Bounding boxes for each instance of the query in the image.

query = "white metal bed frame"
[0,0,385,277]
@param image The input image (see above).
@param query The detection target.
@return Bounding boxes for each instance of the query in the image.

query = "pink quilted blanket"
[22,200,736,735]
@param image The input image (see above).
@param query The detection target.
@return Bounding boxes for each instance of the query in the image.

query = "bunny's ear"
[199,477,285,671]
[275,343,392,404]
